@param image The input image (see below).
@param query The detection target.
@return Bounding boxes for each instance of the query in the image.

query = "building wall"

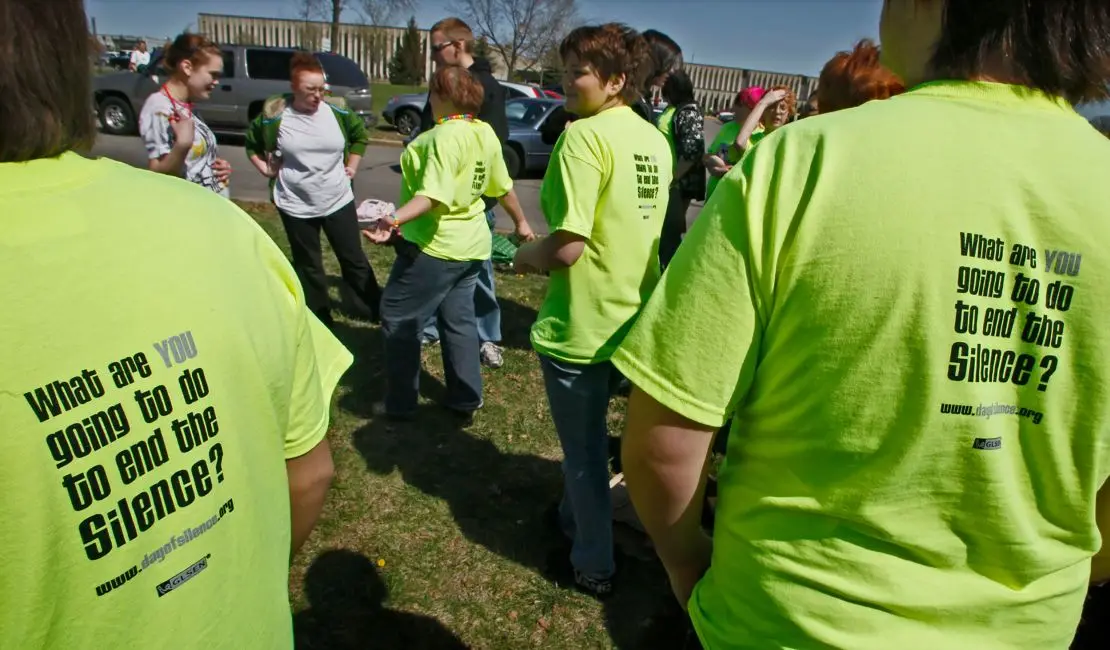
[196,13,818,109]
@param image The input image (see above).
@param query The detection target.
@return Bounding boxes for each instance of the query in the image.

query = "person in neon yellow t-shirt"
[363,66,517,422]
[513,23,672,598]
[704,87,765,200]
[613,0,1110,648]
[1,3,350,647]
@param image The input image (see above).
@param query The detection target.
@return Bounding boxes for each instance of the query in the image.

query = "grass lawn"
[235,202,684,649]
[370,82,426,142]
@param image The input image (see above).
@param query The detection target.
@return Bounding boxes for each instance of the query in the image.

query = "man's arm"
[1093,480,1110,584]
[622,387,717,607]
[286,438,334,555]
[497,188,534,240]
[513,230,585,272]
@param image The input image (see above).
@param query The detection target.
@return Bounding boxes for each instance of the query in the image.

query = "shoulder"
[325,96,351,113]
[141,92,171,114]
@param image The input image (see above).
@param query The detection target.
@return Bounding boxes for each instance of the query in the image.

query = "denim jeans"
[381,240,484,416]
[423,210,501,344]
[539,354,623,580]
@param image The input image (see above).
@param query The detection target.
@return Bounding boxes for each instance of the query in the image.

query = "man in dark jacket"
[417,17,533,370]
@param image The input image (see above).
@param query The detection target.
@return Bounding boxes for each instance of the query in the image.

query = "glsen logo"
[156,555,209,597]
[972,437,1003,450]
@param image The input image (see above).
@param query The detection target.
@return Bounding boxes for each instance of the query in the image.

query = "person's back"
[685,80,1110,649]
[0,3,349,646]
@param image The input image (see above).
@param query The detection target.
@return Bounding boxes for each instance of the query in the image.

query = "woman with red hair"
[817,39,905,113]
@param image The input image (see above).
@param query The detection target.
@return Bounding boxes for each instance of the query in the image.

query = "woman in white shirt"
[129,40,150,72]
[246,52,381,326]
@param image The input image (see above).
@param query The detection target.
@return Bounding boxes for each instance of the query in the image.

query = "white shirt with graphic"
[273,105,354,219]
[139,92,229,198]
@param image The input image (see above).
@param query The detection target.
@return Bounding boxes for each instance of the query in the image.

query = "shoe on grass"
[479,342,504,368]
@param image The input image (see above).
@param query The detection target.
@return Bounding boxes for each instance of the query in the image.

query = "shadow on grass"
[293,549,467,650]
[350,402,682,648]
[494,295,538,351]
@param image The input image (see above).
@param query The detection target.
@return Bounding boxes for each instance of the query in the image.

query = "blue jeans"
[381,241,484,416]
[423,210,501,344]
[539,354,623,580]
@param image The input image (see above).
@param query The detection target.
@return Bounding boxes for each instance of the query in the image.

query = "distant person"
[703,87,765,200]
[129,40,150,73]
[818,39,905,113]
[363,67,515,423]
[513,23,672,598]
[245,52,382,327]
[139,33,231,196]
[418,17,533,369]
[0,2,349,648]
[655,69,705,268]
[615,0,1110,648]
[731,84,796,156]
[800,93,820,118]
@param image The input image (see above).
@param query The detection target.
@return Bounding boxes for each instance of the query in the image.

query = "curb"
[369,138,404,148]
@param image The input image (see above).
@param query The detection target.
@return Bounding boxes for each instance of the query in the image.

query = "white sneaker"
[479,342,504,369]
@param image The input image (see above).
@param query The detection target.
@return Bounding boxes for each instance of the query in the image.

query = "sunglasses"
[431,40,457,53]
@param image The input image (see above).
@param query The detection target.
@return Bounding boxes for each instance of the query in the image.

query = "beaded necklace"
[436,113,476,124]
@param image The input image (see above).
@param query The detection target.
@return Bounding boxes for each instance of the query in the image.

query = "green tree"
[473,36,491,61]
[388,16,424,85]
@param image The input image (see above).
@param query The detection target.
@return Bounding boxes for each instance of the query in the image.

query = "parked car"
[503,97,563,178]
[107,50,132,70]
[382,81,548,136]
[92,45,374,136]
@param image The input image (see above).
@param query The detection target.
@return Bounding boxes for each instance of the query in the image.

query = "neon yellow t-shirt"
[0,153,352,649]
[531,105,673,363]
[399,118,512,261]
[613,81,1110,649]
[705,122,764,199]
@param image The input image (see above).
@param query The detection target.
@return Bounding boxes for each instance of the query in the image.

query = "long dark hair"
[662,69,696,107]
[0,0,95,162]
[642,29,683,91]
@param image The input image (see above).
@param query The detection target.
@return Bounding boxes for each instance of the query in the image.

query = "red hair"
[768,84,797,117]
[817,40,905,114]
[290,52,324,79]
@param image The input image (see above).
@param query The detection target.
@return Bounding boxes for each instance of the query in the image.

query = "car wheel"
[504,144,523,179]
[394,108,420,136]
[99,96,135,135]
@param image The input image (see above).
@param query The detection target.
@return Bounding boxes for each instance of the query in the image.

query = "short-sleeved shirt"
[273,106,354,219]
[659,103,706,202]
[613,81,1110,649]
[139,92,229,197]
[0,152,352,649]
[531,105,673,363]
[130,50,151,69]
[705,121,764,200]
[399,118,512,261]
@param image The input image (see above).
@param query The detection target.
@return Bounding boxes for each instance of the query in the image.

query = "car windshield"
[507,99,553,126]
[317,53,369,88]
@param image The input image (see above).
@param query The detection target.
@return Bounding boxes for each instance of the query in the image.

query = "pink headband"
[738,86,766,109]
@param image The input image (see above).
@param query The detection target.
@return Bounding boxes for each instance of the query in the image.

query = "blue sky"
[85,0,884,76]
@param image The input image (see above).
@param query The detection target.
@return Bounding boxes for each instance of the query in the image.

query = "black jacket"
[419,58,508,141]
[420,58,507,209]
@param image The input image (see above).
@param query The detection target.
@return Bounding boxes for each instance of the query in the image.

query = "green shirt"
[613,81,1110,649]
[657,105,676,149]
[399,119,512,261]
[0,153,352,649]
[705,122,765,200]
[532,105,673,363]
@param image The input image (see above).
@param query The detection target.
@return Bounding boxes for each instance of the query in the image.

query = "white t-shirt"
[138,92,229,197]
[273,106,354,218]
[130,50,151,68]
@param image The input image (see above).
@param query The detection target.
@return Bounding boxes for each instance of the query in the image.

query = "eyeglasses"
[431,40,456,53]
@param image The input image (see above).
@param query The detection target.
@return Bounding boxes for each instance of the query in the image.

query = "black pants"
[278,200,382,324]
[660,186,690,270]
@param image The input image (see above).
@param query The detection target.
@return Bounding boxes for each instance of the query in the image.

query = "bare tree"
[296,0,416,51]
[449,0,578,79]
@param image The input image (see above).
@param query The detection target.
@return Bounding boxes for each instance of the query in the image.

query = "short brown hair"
[430,66,484,114]
[162,33,221,73]
[0,0,95,162]
[559,24,649,104]
[290,52,324,78]
[930,0,1110,104]
[430,17,474,54]
[818,40,905,114]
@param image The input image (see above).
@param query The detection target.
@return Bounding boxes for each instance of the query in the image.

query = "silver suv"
[93,45,374,135]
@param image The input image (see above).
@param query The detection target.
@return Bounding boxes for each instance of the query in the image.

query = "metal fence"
[197,13,818,109]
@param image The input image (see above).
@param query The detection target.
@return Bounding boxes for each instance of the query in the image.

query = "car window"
[504,86,528,99]
[246,49,293,81]
[317,53,369,88]
[221,50,235,79]
[507,100,552,125]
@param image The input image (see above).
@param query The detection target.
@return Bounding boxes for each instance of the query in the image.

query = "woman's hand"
[704,155,731,178]
[169,112,195,152]
[759,89,788,108]
[514,221,537,243]
[361,218,395,245]
[345,166,358,179]
[212,158,232,184]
